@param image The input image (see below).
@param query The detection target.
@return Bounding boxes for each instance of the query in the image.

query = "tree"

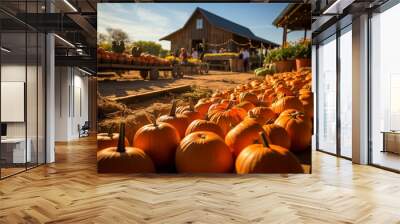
[106,28,129,43]
[132,41,167,57]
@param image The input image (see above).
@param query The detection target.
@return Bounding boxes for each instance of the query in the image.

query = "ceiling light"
[78,67,92,76]
[63,0,78,12]
[1,47,11,53]
[54,34,75,48]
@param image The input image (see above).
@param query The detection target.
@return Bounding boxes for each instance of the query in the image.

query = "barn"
[160,7,279,54]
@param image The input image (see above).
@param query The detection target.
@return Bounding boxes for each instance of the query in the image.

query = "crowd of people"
[175,46,251,72]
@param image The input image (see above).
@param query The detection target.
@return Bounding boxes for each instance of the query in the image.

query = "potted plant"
[294,40,311,71]
[265,45,295,73]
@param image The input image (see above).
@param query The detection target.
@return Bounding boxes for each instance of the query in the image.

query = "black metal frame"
[314,19,353,161]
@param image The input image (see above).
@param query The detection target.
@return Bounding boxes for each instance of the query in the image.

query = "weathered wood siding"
[167,11,233,53]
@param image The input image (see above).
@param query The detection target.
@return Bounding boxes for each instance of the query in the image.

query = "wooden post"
[282,25,288,47]
[304,29,307,41]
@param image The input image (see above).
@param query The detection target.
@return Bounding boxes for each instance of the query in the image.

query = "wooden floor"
[0,137,400,223]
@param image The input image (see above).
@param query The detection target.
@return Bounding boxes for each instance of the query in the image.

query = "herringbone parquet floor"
[1,137,400,224]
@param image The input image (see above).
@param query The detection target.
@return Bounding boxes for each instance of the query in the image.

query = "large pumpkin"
[246,107,277,125]
[209,101,246,135]
[225,119,264,157]
[185,119,225,138]
[97,132,130,151]
[97,122,155,173]
[176,131,233,173]
[271,96,304,114]
[157,101,189,139]
[274,109,312,151]
[262,124,291,149]
[235,132,303,174]
[134,115,180,169]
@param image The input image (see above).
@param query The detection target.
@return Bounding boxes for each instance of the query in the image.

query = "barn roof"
[160,7,279,47]
[272,4,311,30]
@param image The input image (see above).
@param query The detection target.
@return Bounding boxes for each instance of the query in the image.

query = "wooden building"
[160,7,278,53]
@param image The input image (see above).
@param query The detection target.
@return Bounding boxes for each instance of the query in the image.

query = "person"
[191,48,198,59]
[179,48,188,63]
[242,48,250,72]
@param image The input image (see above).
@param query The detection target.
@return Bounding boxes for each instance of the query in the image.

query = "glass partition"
[370,3,400,171]
[317,35,337,154]
[339,26,352,158]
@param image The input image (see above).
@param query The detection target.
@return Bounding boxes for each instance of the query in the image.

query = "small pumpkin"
[157,100,189,139]
[97,121,155,173]
[271,96,304,114]
[235,101,255,112]
[185,118,225,138]
[246,107,277,125]
[181,99,203,124]
[299,92,314,118]
[134,113,180,169]
[225,119,264,157]
[194,99,213,117]
[274,109,312,151]
[235,132,303,174]
[239,92,258,105]
[97,132,130,152]
[262,124,291,149]
[176,131,233,173]
[209,101,247,136]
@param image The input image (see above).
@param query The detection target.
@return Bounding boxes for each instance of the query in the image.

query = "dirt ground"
[98,70,255,99]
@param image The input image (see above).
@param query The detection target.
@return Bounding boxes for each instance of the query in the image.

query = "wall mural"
[97,3,312,174]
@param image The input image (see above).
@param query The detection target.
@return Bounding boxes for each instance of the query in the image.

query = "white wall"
[54,67,89,141]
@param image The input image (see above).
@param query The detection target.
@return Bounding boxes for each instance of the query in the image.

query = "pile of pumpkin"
[97,68,313,174]
[97,48,170,66]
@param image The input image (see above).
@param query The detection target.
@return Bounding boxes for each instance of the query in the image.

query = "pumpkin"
[97,121,155,173]
[134,114,180,169]
[239,92,258,105]
[271,96,304,114]
[235,132,303,174]
[299,92,314,118]
[185,119,224,138]
[274,109,312,151]
[180,99,203,124]
[209,101,247,136]
[97,132,130,151]
[194,99,213,117]
[157,101,189,139]
[225,119,264,157]
[235,101,255,112]
[246,107,277,125]
[175,131,233,173]
[262,124,291,149]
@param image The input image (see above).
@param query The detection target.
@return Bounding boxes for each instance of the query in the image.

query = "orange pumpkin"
[176,131,233,173]
[194,99,213,117]
[246,107,277,125]
[185,119,225,138]
[299,92,314,118]
[97,132,130,151]
[274,109,312,151]
[134,114,180,169]
[225,119,264,157]
[271,96,304,114]
[180,99,203,124]
[235,101,255,112]
[97,122,155,173]
[209,102,247,136]
[157,101,189,139]
[235,132,303,174]
[239,92,258,105]
[262,124,291,149]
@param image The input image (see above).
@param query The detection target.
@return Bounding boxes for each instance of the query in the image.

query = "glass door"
[317,35,337,154]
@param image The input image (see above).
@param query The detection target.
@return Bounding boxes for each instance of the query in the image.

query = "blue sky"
[98,3,310,50]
